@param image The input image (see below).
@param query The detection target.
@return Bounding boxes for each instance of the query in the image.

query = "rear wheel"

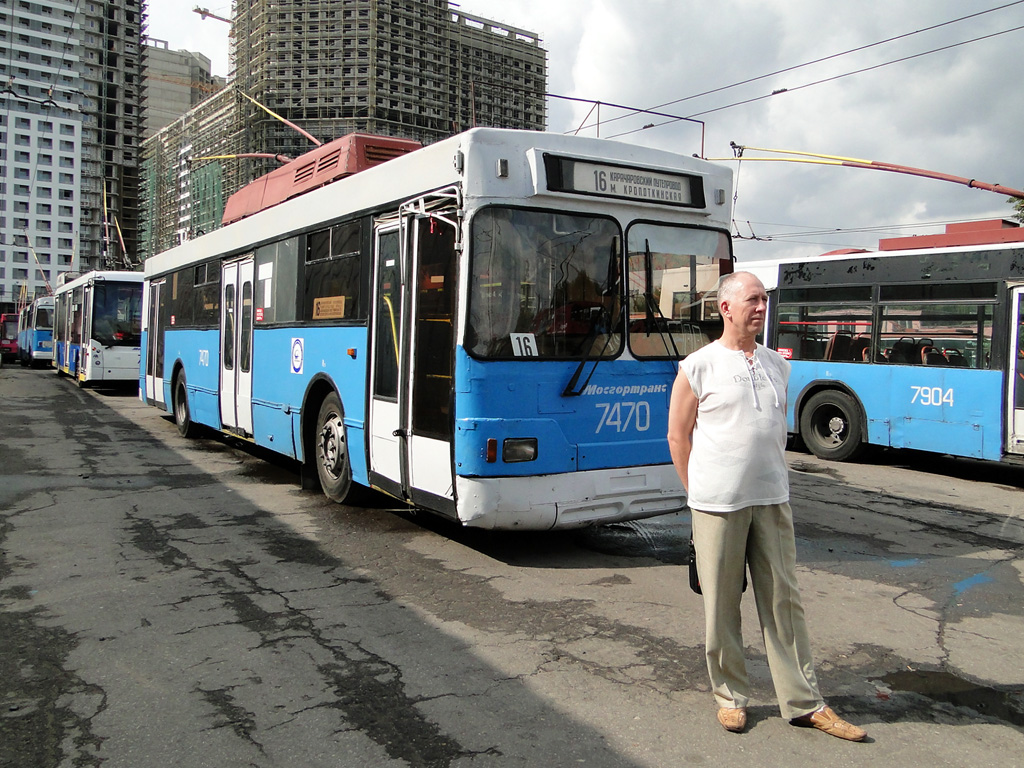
[799,390,865,462]
[315,392,355,503]
[173,372,201,438]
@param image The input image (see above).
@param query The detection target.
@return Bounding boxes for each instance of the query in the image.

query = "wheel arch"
[300,373,342,465]
[793,379,869,443]
[169,358,188,406]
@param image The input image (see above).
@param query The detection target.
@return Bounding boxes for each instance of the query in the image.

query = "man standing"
[667,271,866,741]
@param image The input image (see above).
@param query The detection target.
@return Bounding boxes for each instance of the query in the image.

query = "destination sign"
[543,154,704,208]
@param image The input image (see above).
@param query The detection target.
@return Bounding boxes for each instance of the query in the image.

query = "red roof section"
[221,133,422,225]
[878,219,1024,250]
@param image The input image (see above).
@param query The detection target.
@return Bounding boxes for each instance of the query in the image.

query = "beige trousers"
[691,502,824,719]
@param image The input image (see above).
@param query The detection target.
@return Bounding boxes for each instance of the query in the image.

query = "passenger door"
[220,257,255,435]
[1007,286,1024,454]
[368,199,458,510]
[145,280,166,404]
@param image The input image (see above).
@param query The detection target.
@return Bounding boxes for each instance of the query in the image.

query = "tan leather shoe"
[716,706,747,733]
[791,705,867,741]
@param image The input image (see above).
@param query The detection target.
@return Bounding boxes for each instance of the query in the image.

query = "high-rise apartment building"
[140,0,546,259]
[79,0,144,269]
[142,40,225,139]
[232,0,546,160]
[0,0,83,311]
[0,0,144,313]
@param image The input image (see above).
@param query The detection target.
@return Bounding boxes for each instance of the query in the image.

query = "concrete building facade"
[0,0,145,313]
[142,40,224,139]
[79,0,144,269]
[140,0,547,260]
[0,0,83,311]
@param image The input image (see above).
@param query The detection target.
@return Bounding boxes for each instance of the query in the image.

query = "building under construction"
[139,0,547,259]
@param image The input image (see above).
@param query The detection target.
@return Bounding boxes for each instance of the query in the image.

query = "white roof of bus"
[737,238,1024,291]
[145,127,734,278]
[53,270,143,296]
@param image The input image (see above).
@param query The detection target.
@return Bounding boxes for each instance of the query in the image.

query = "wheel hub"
[827,415,846,437]
[319,416,346,477]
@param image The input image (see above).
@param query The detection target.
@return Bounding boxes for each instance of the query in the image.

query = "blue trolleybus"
[17,295,55,367]
[53,271,144,386]
[750,221,1024,463]
[141,128,735,529]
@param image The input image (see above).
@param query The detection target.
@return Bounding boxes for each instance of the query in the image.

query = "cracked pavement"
[1,366,1023,767]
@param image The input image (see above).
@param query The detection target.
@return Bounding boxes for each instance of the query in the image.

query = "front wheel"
[173,372,201,438]
[798,390,865,462]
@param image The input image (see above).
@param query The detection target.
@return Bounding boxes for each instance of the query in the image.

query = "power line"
[579,0,1024,134]
[608,15,1024,139]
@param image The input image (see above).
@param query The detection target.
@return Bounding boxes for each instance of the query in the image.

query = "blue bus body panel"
[163,326,371,479]
[250,326,370,477]
[163,328,223,427]
[454,347,677,477]
[28,329,53,360]
[789,361,1004,461]
[55,341,81,375]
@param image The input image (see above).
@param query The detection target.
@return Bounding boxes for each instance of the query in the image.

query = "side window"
[193,262,221,327]
[878,303,992,368]
[775,304,874,362]
[168,265,195,326]
[303,220,364,321]
[222,282,235,371]
[255,237,299,324]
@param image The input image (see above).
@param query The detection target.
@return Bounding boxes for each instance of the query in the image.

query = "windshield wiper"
[562,239,621,397]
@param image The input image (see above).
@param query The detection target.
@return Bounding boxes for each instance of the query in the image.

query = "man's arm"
[667,369,698,492]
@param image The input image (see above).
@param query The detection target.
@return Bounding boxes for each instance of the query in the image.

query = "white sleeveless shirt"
[679,341,790,512]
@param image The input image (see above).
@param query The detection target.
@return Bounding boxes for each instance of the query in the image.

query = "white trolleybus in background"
[141,128,734,530]
[53,270,144,387]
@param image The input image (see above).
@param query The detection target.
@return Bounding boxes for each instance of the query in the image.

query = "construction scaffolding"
[140,0,547,260]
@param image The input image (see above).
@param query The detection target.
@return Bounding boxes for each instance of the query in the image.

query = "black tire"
[173,371,201,438]
[798,389,865,462]
[314,392,356,503]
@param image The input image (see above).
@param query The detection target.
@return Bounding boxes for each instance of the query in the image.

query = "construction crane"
[193,6,231,24]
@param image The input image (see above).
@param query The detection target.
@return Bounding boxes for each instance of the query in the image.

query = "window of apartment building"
[14,150,29,162]
[58,205,72,217]
[36,203,51,215]
[58,222,72,233]
[60,123,74,135]
[59,140,74,151]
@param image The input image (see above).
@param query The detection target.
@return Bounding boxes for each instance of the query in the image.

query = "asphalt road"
[1,364,1023,768]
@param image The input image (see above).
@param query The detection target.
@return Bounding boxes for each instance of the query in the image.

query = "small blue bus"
[141,128,735,529]
[17,295,55,367]
[750,222,1024,462]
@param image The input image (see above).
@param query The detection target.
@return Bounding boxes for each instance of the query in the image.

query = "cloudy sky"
[147,0,1024,262]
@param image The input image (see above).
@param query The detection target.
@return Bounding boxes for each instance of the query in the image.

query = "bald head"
[718,271,764,305]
